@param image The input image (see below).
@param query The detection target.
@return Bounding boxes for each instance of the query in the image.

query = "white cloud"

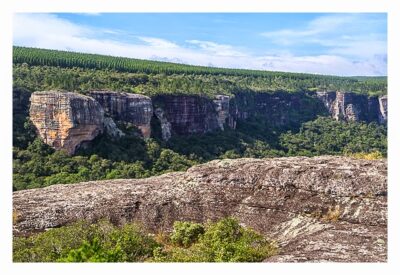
[186,40,247,57]
[137,36,179,48]
[13,13,386,76]
[261,14,387,60]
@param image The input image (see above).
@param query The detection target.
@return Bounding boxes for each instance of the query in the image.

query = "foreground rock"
[13,156,387,262]
[29,91,104,155]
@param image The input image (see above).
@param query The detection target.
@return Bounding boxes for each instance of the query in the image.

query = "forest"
[14,46,387,97]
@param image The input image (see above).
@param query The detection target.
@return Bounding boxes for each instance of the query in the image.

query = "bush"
[13,220,159,262]
[346,151,384,160]
[170,221,205,247]
[153,217,277,262]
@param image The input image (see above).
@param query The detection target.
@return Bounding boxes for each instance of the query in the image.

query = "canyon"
[28,90,388,155]
[13,156,387,262]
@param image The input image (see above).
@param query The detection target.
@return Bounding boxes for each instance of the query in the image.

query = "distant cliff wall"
[27,90,387,153]
[29,91,104,155]
[316,91,387,124]
[89,91,153,138]
[230,91,328,128]
[151,95,229,138]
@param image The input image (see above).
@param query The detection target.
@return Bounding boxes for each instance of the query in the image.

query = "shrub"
[153,217,277,262]
[170,221,205,247]
[347,151,384,160]
[13,220,158,262]
[60,237,125,262]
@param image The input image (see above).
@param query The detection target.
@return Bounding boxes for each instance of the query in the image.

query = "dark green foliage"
[13,218,276,263]
[170,221,205,247]
[13,87,36,148]
[153,217,277,262]
[13,47,386,97]
[13,220,159,262]
[60,237,125,262]
[152,149,198,173]
[12,117,386,190]
[280,117,387,156]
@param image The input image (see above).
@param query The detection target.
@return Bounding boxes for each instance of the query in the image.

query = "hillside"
[13,46,387,97]
[12,47,387,191]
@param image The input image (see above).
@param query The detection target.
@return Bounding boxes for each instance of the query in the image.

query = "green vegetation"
[153,217,276,262]
[280,117,387,156]
[13,217,276,262]
[13,116,386,191]
[12,46,387,191]
[13,46,386,97]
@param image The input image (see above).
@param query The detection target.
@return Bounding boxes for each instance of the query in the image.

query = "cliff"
[13,156,387,262]
[28,90,388,152]
[316,91,387,123]
[230,91,327,128]
[29,91,104,155]
[89,91,153,138]
[152,95,224,137]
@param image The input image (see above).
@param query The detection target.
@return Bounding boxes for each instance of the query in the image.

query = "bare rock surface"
[89,91,153,138]
[316,91,386,124]
[29,91,104,155]
[13,156,387,262]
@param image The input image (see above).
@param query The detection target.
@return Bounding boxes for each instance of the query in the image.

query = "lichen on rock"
[13,156,387,262]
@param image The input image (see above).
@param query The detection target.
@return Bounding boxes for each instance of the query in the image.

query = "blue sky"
[13,13,387,76]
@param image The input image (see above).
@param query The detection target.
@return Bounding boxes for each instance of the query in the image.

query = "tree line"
[13,46,387,96]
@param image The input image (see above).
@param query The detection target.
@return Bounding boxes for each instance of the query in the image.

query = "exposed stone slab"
[13,156,387,262]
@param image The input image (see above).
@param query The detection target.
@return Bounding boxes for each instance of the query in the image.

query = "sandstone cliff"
[89,91,153,138]
[230,91,327,128]
[13,156,387,262]
[28,90,388,150]
[316,91,387,123]
[29,91,104,155]
[152,95,223,138]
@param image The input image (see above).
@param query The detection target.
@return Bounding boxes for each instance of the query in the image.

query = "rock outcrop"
[378,96,388,124]
[154,107,172,141]
[230,91,327,128]
[316,91,386,123]
[213,95,233,130]
[28,90,387,149]
[152,95,223,137]
[29,91,104,155]
[13,156,387,262]
[89,91,153,138]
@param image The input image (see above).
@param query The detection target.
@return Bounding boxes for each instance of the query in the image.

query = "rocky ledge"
[13,156,387,262]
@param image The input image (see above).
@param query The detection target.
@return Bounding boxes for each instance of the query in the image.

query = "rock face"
[316,91,386,123]
[378,96,388,124]
[154,107,172,141]
[28,90,387,149]
[29,91,104,155]
[213,95,233,130]
[152,95,223,138]
[13,156,387,262]
[230,91,327,128]
[89,91,153,138]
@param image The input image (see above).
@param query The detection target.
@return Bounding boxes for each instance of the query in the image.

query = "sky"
[13,13,387,76]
